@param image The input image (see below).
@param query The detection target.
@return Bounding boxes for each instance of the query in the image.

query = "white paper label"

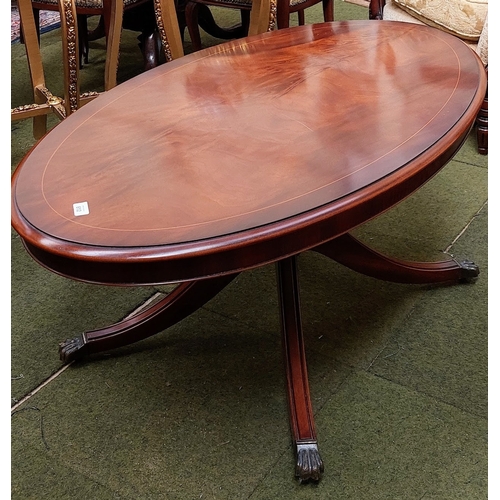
[73,201,89,217]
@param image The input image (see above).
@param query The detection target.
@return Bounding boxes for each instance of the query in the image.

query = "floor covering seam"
[444,200,487,254]
[11,361,74,413]
[11,293,166,413]
[368,371,487,420]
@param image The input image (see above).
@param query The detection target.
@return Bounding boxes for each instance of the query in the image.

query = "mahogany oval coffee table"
[12,21,487,482]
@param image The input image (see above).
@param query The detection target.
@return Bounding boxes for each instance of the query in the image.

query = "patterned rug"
[11,3,61,43]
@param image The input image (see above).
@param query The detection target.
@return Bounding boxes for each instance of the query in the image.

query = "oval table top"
[12,21,487,284]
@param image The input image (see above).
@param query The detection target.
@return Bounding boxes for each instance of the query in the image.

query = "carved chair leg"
[16,0,49,138]
[276,256,324,482]
[141,30,161,70]
[185,1,203,51]
[58,0,81,114]
[153,0,185,61]
[77,14,89,66]
[32,8,41,43]
[197,4,247,40]
[322,0,334,22]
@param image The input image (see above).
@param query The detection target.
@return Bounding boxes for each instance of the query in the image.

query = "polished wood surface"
[11,21,486,483]
[12,21,486,285]
[368,0,488,155]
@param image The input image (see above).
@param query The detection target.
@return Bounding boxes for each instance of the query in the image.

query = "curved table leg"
[59,273,238,363]
[277,256,324,482]
[314,233,479,284]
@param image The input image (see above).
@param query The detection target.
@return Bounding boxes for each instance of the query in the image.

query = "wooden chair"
[30,0,168,71]
[368,0,488,155]
[12,0,184,139]
[185,0,333,51]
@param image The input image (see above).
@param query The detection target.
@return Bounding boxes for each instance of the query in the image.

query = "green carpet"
[11,1,487,498]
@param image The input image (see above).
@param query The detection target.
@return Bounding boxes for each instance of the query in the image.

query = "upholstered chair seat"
[380,0,487,64]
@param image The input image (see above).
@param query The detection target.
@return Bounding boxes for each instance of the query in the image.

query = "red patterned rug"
[11,3,61,43]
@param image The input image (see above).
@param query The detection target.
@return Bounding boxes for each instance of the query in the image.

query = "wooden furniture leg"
[13,0,72,138]
[476,80,488,155]
[58,0,81,113]
[77,14,90,65]
[276,256,324,482]
[59,273,238,362]
[184,1,203,51]
[186,3,249,52]
[248,0,275,36]
[95,0,184,91]
[13,0,109,137]
[103,0,123,90]
[154,0,185,61]
[314,233,479,284]
[141,31,161,70]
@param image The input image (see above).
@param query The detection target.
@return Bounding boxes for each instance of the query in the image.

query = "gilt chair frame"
[12,0,184,139]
